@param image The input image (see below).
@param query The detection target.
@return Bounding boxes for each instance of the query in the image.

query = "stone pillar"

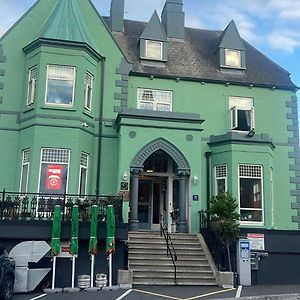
[129,167,143,231]
[177,170,190,233]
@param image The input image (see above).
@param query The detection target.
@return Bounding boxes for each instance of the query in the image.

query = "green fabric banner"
[51,205,62,256]
[106,205,115,254]
[70,205,79,255]
[88,205,98,255]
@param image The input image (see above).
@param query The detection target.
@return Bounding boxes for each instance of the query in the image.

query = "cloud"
[267,31,300,54]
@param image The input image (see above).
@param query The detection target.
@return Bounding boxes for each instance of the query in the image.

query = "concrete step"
[130,264,212,271]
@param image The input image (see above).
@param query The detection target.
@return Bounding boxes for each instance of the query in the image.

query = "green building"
[0,0,299,285]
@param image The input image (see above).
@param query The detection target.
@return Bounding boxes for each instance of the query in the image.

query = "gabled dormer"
[218,20,246,70]
[140,11,168,62]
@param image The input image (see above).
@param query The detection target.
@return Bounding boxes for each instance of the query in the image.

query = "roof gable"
[140,11,167,42]
[36,0,98,51]
[219,20,245,51]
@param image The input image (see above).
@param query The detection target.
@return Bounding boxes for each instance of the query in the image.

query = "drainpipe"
[205,151,212,211]
[95,57,106,196]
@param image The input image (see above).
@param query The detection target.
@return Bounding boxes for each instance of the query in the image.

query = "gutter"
[95,57,106,196]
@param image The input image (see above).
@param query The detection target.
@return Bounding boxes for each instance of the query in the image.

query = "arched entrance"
[129,138,190,233]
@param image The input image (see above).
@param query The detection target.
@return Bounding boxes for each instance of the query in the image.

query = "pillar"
[129,167,143,231]
[177,170,190,233]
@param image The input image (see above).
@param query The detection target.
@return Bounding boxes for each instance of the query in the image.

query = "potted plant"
[170,208,179,232]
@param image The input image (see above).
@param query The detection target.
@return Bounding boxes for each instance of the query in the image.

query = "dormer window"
[145,40,163,60]
[225,49,241,68]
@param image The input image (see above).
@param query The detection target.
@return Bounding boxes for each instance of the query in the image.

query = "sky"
[0,0,299,95]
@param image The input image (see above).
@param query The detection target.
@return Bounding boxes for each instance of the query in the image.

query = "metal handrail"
[160,214,177,284]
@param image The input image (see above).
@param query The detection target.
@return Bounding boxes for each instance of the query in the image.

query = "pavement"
[12,285,300,300]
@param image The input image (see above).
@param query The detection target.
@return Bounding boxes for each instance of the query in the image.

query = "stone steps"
[128,231,218,286]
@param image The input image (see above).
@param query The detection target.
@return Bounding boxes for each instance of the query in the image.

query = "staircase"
[128,231,218,285]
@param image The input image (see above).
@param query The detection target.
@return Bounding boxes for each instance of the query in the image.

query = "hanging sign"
[46,165,63,190]
[247,233,265,251]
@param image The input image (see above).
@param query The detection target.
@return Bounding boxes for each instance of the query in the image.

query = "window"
[27,67,37,106]
[215,165,227,195]
[239,164,263,223]
[79,152,89,197]
[145,40,163,60]
[20,149,30,193]
[137,88,172,111]
[229,97,254,131]
[84,72,93,111]
[45,65,75,106]
[39,148,70,195]
[225,49,241,68]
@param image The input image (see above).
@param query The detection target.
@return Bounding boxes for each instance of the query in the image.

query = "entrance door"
[138,179,166,230]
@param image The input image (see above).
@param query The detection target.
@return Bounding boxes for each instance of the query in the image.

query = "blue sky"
[0,0,299,94]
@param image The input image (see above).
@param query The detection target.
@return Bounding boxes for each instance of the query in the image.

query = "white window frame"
[19,149,30,193]
[27,66,37,106]
[229,96,255,131]
[78,152,89,197]
[214,165,227,195]
[225,49,241,68]
[45,65,76,107]
[238,164,264,225]
[137,88,173,111]
[145,40,163,60]
[84,71,93,111]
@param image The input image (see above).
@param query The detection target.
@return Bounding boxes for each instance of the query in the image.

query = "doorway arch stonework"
[129,138,190,232]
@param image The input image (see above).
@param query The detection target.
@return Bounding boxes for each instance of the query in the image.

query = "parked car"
[0,247,15,300]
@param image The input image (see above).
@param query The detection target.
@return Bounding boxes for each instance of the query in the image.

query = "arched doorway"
[129,138,190,233]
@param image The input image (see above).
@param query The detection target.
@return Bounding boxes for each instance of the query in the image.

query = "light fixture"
[192,175,199,184]
[122,171,128,181]
[176,77,180,82]
[150,75,154,80]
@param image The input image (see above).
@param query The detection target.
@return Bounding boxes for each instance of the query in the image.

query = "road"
[13,285,300,300]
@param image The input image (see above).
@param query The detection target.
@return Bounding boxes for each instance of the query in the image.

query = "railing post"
[1,189,5,220]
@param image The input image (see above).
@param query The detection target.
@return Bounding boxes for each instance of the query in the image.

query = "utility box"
[237,239,251,286]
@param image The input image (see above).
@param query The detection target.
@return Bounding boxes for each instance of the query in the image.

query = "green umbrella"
[88,205,98,255]
[70,205,79,255]
[106,205,115,255]
[51,205,62,256]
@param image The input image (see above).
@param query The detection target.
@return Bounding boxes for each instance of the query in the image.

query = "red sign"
[46,165,62,190]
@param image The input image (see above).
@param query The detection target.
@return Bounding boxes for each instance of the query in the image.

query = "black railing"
[0,189,123,222]
[199,210,228,271]
[160,214,177,284]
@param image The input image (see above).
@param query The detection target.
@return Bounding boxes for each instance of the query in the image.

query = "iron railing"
[199,209,229,271]
[160,214,177,284]
[0,189,123,222]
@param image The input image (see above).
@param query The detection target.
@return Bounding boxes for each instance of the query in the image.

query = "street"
[13,285,300,300]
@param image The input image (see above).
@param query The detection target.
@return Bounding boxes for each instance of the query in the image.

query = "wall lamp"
[192,175,199,184]
[247,129,255,137]
[122,171,128,181]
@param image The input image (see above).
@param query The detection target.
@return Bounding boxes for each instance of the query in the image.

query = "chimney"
[161,0,185,39]
[110,0,124,32]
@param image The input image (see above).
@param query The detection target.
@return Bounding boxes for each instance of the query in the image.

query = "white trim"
[78,152,89,197]
[27,66,37,106]
[214,164,227,195]
[238,164,264,225]
[19,149,30,193]
[45,64,76,107]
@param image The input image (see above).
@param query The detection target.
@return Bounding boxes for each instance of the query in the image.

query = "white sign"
[247,233,265,250]
[57,241,76,258]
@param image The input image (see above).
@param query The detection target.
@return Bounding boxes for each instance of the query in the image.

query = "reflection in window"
[225,49,241,68]
[145,40,162,60]
[79,152,89,197]
[46,65,75,106]
[20,149,30,193]
[84,72,93,111]
[239,164,263,223]
[138,88,172,111]
[27,67,37,106]
[215,165,227,195]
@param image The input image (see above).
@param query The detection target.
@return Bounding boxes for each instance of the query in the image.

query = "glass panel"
[216,178,226,195]
[79,167,87,196]
[225,49,240,67]
[153,183,161,224]
[240,178,262,208]
[146,41,162,59]
[157,103,171,111]
[237,110,251,131]
[138,181,150,223]
[20,164,29,193]
[139,101,153,110]
[240,210,262,222]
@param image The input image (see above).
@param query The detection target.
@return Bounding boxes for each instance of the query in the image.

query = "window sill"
[83,109,94,119]
[23,105,35,113]
[41,105,76,112]
[240,221,264,226]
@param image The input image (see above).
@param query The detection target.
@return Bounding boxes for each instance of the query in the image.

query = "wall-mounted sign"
[120,181,129,191]
[46,165,62,190]
[247,233,265,251]
[193,195,199,201]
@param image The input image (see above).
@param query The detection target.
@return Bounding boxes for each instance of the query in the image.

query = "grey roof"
[105,18,297,90]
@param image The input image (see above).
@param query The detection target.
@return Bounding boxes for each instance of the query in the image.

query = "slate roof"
[105,18,297,90]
